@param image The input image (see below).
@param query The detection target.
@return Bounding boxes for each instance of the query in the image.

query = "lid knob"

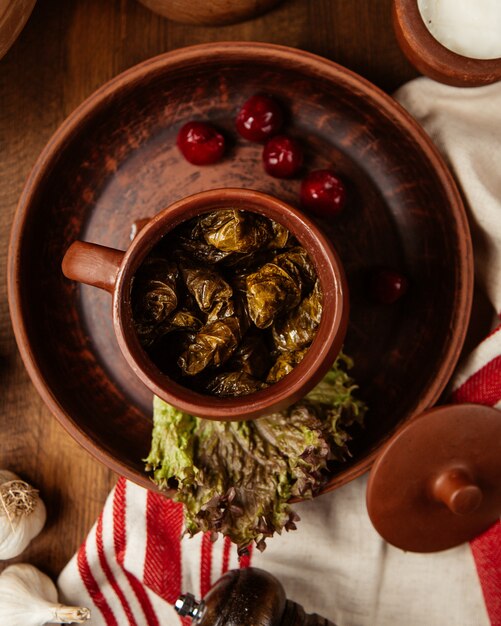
[431,468,483,515]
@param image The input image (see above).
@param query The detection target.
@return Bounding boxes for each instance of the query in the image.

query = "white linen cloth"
[58,77,501,626]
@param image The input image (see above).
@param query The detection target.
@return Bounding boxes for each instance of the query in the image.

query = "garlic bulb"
[0,470,47,559]
[0,564,90,625]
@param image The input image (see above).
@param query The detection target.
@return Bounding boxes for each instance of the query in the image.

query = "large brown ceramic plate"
[8,43,472,493]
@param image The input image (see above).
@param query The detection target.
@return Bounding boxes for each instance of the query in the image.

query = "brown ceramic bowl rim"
[8,42,472,488]
[114,188,348,421]
[393,0,501,87]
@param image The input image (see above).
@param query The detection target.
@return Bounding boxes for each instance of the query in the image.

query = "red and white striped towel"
[58,77,501,625]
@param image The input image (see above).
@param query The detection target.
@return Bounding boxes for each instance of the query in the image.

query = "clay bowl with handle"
[61,188,348,422]
[393,0,501,87]
[8,42,472,495]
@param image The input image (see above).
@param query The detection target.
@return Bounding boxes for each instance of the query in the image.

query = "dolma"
[132,208,322,395]
[176,220,233,264]
[273,280,323,352]
[266,349,308,384]
[181,264,234,316]
[228,332,271,379]
[273,246,317,289]
[207,371,267,397]
[199,209,272,253]
[178,317,241,375]
[169,309,203,332]
[267,220,290,250]
[148,330,197,380]
[140,309,202,359]
[246,260,302,329]
[132,258,179,347]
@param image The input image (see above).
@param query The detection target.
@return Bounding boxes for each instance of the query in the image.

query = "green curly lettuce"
[145,352,366,554]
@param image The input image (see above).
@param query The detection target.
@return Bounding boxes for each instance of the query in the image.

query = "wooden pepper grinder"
[175,567,337,626]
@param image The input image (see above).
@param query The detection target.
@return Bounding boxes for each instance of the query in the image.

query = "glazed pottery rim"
[113,188,348,421]
[393,0,501,87]
[136,0,283,25]
[8,42,473,491]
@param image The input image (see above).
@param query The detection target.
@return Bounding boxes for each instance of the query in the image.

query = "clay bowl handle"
[62,241,125,294]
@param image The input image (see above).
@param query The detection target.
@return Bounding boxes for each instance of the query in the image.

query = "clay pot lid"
[366,404,501,552]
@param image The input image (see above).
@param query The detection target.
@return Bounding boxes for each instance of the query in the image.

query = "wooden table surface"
[0,0,417,579]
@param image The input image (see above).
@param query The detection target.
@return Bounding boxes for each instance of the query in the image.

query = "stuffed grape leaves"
[181,264,233,314]
[199,209,273,253]
[273,280,323,352]
[228,332,271,378]
[131,208,322,396]
[266,349,308,383]
[178,317,241,375]
[132,258,179,347]
[207,371,267,397]
[246,259,302,328]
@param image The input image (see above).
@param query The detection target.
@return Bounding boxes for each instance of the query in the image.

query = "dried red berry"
[300,169,347,217]
[262,135,303,178]
[236,94,284,142]
[177,121,225,165]
[371,269,409,304]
